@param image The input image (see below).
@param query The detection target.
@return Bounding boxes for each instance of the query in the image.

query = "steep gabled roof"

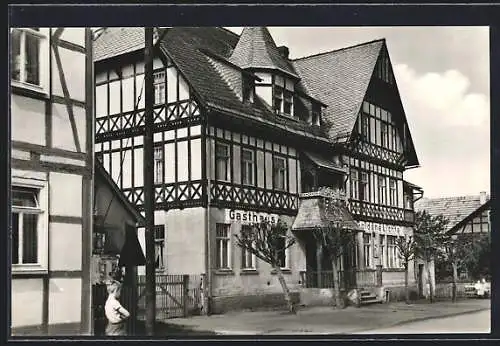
[293,39,384,142]
[414,193,490,232]
[93,27,328,141]
[229,27,298,78]
[158,27,328,140]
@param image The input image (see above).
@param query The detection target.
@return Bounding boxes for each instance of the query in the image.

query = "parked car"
[465,279,490,298]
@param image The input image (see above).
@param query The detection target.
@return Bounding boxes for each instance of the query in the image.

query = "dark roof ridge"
[217,26,241,39]
[292,38,386,62]
[423,194,488,201]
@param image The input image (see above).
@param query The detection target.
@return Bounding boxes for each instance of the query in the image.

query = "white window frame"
[273,156,287,191]
[216,223,231,270]
[240,225,256,270]
[154,70,165,105]
[363,233,372,268]
[389,178,397,207]
[241,148,255,186]
[154,225,165,271]
[153,145,164,184]
[215,143,230,182]
[11,176,48,273]
[10,28,50,94]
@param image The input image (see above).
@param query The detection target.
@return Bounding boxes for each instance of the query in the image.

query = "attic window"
[242,74,254,103]
[272,75,294,117]
[311,103,321,126]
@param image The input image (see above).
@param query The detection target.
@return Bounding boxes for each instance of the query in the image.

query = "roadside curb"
[351,307,491,334]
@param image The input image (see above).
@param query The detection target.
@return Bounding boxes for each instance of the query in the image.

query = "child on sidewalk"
[105,280,130,336]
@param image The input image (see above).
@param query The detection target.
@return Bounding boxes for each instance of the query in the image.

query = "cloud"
[394,64,490,198]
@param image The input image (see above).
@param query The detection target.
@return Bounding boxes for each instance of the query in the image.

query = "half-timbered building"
[10,28,94,335]
[93,27,424,313]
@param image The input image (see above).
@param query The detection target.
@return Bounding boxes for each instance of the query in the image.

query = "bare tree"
[313,222,354,309]
[395,236,416,304]
[234,220,297,314]
[441,235,472,302]
[414,211,449,303]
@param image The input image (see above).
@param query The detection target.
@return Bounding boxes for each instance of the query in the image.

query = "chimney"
[278,45,290,59]
[479,191,487,204]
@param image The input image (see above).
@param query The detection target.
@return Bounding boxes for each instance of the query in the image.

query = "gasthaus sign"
[225,209,279,225]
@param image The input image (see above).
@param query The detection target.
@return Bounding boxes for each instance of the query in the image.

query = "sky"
[227,27,490,199]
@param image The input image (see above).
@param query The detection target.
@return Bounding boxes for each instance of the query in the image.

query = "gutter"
[204,128,213,315]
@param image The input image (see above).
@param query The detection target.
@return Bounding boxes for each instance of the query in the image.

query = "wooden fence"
[92,274,202,336]
[300,269,377,290]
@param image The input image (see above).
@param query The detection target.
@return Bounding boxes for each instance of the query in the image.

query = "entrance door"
[418,264,425,298]
[341,241,357,289]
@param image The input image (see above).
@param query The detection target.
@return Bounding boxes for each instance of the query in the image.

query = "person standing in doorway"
[105,280,130,336]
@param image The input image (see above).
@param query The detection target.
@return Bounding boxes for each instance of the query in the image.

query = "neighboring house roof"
[414,193,490,232]
[292,39,384,142]
[93,27,145,62]
[95,160,146,226]
[228,27,298,78]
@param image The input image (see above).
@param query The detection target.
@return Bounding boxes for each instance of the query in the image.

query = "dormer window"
[272,74,294,117]
[242,74,255,103]
[311,103,321,126]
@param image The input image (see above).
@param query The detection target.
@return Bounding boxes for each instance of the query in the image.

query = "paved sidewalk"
[163,299,490,335]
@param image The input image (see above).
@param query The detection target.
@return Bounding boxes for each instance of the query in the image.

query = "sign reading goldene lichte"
[357,221,407,237]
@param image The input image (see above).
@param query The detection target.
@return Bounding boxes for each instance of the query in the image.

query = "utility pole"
[144,27,156,336]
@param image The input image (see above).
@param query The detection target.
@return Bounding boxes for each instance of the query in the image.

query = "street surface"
[165,299,490,335]
[356,309,490,334]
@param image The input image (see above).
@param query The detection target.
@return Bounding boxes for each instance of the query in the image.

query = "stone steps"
[359,290,383,305]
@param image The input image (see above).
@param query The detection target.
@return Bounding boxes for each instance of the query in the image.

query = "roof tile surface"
[292,40,384,142]
[414,193,490,231]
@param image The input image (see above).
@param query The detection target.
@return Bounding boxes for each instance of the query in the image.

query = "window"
[240,225,256,270]
[154,225,165,270]
[11,28,47,90]
[387,235,397,268]
[215,143,230,181]
[273,156,287,190]
[361,114,370,141]
[241,149,254,186]
[273,86,283,114]
[154,145,164,184]
[154,71,165,105]
[350,169,359,200]
[363,233,372,268]
[274,233,289,269]
[216,224,231,269]
[12,187,42,265]
[359,172,369,202]
[389,179,397,207]
[404,192,413,210]
[380,235,386,268]
[381,123,388,148]
[272,76,294,117]
[378,175,386,205]
[242,74,254,103]
[311,104,321,126]
[283,90,293,115]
